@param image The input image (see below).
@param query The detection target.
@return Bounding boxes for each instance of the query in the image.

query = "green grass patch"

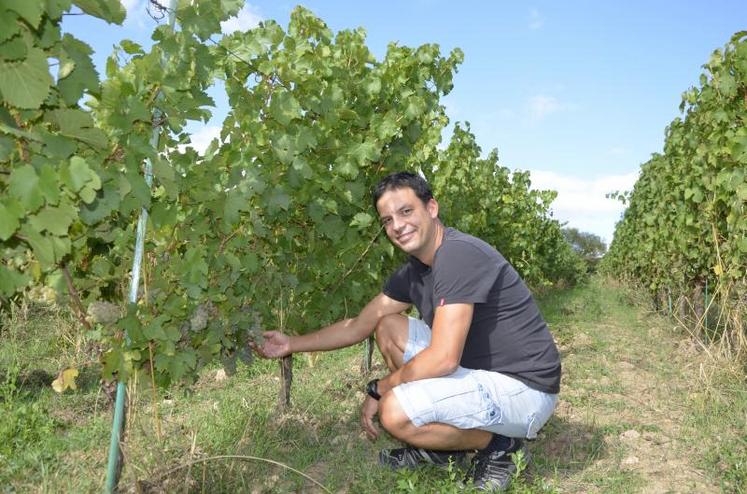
[1,279,744,492]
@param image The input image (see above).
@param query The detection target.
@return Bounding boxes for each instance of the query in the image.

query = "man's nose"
[391,216,405,231]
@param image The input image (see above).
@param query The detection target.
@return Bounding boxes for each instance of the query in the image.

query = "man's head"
[372,171,433,210]
[373,171,441,261]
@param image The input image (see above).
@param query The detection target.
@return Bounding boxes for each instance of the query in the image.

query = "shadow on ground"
[531,414,606,479]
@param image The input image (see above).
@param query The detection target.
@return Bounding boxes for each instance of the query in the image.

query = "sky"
[63,1,747,246]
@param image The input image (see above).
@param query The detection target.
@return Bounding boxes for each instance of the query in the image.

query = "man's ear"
[427,198,439,219]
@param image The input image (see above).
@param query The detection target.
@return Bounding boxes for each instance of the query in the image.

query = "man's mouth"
[397,230,415,243]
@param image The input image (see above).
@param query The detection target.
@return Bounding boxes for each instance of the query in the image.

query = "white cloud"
[528,95,561,120]
[120,0,149,29]
[527,169,639,245]
[221,4,263,34]
[529,8,544,30]
[120,0,140,12]
[181,125,222,154]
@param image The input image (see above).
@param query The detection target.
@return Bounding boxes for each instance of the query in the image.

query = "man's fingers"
[362,417,378,440]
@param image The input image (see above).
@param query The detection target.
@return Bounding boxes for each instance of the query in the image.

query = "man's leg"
[373,313,409,371]
[373,315,474,468]
[374,315,493,450]
[379,392,492,451]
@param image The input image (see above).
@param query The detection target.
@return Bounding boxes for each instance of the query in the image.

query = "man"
[255,171,560,491]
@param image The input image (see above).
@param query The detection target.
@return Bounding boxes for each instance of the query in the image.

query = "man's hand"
[252,331,291,358]
[360,395,380,440]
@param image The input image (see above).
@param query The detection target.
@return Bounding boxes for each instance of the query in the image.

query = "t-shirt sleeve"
[383,263,413,303]
[433,241,500,305]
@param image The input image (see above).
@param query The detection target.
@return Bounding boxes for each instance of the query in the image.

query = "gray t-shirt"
[383,227,561,394]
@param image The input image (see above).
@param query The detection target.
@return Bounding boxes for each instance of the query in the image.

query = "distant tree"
[562,228,607,272]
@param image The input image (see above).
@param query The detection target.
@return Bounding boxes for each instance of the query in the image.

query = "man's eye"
[381,218,392,225]
[402,209,412,215]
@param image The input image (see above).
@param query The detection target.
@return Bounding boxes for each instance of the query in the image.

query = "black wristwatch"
[366,378,381,400]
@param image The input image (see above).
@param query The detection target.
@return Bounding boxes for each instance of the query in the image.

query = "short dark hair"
[372,171,433,209]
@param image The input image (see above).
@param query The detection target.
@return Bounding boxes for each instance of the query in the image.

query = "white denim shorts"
[390,317,558,439]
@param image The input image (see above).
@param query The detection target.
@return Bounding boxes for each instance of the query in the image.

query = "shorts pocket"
[477,382,503,427]
[427,377,503,430]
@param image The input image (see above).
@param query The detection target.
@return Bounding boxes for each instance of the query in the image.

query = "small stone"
[620,429,641,441]
[215,369,228,382]
[621,455,639,467]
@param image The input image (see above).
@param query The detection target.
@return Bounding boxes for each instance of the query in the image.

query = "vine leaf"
[52,367,79,393]
[2,0,43,28]
[0,47,52,109]
[73,0,125,24]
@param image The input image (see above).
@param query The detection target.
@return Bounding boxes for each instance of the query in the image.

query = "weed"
[0,363,59,483]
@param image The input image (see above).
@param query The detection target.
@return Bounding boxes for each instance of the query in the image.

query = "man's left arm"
[376,303,473,395]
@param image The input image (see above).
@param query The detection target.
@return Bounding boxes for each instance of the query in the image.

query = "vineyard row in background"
[603,32,747,362]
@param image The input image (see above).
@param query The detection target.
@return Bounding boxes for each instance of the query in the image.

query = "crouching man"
[254,171,560,491]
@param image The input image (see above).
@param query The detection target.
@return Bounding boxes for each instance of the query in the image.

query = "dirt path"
[538,280,721,493]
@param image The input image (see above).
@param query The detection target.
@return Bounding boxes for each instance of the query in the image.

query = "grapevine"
[1,1,586,387]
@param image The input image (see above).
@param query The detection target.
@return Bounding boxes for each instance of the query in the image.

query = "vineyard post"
[363,334,375,373]
[704,278,709,331]
[104,1,177,491]
[668,289,672,317]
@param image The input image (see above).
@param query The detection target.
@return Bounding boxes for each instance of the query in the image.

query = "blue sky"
[63,1,747,245]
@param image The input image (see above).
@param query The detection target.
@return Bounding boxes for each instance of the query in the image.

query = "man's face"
[375,187,438,257]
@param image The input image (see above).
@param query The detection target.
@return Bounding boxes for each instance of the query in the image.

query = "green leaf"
[47,109,108,149]
[737,183,747,201]
[19,226,56,267]
[319,215,345,241]
[73,0,125,24]
[43,133,78,159]
[0,199,22,240]
[28,204,77,236]
[0,11,20,43]
[223,189,248,227]
[350,212,373,230]
[79,180,119,224]
[120,40,143,55]
[9,164,44,211]
[268,187,290,212]
[181,247,208,298]
[61,156,100,193]
[0,135,12,161]
[0,47,53,109]
[2,0,43,28]
[57,35,99,105]
[1,35,28,61]
[143,315,169,340]
[348,140,380,166]
[39,164,60,205]
[272,133,296,165]
[717,74,737,97]
[0,265,28,297]
[269,90,302,125]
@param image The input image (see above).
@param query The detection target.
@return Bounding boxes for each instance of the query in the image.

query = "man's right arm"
[255,292,410,358]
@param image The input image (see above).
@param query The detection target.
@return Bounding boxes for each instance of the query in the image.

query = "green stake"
[105,3,176,491]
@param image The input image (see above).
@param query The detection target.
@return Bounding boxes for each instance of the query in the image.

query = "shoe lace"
[472,450,513,483]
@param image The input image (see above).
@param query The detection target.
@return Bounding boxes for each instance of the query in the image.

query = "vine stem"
[148,455,332,493]
[147,342,161,440]
[62,264,92,330]
[326,226,383,296]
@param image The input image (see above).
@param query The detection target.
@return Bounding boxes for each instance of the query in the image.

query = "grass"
[0,277,745,493]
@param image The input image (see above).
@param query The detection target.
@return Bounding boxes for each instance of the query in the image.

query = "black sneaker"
[379,446,467,469]
[465,438,530,491]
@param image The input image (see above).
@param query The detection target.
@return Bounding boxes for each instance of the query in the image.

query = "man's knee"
[379,391,411,439]
[374,313,406,342]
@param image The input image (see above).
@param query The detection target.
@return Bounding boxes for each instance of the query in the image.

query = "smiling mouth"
[397,231,415,243]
